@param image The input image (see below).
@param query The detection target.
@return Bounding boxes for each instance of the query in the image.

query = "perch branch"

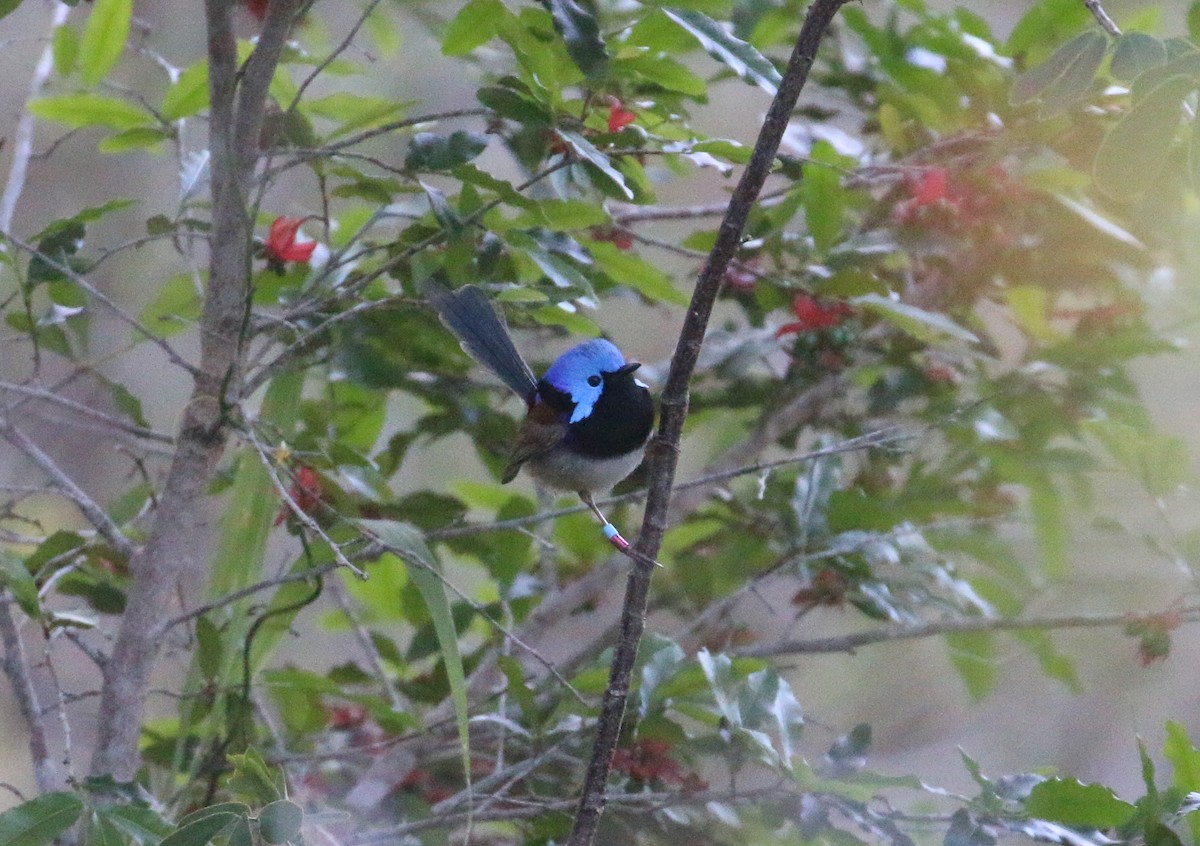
[567,2,852,842]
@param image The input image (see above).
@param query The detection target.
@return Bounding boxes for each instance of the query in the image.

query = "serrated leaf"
[853,293,979,344]
[1095,74,1196,201]
[78,0,131,85]
[1011,31,1106,107]
[665,8,781,95]
[547,0,608,77]
[1025,779,1137,828]
[359,520,471,794]
[29,94,152,131]
[257,801,302,845]
[1111,33,1168,81]
[405,131,488,172]
[0,792,84,846]
[160,61,210,121]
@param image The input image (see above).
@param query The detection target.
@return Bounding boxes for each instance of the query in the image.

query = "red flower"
[607,102,636,133]
[776,293,853,337]
[265,216,317,265]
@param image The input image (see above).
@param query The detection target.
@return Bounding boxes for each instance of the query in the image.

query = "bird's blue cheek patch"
[568,386,602,423]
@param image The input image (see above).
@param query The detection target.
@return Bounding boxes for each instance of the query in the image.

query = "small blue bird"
[427,283,654,550]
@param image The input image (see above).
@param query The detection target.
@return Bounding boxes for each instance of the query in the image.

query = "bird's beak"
[615,361,641,376]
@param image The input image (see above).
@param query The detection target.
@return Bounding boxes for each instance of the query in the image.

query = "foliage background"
[0,0,1199,842]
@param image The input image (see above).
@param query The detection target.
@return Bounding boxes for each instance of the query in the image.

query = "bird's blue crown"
[541,339,626,424]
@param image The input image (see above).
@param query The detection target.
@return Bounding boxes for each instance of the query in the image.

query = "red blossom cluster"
[607,102,636,133]
[892,165,1029,234]
[611,738,707,791]
[264,216,318,266]
[776,293,854,338]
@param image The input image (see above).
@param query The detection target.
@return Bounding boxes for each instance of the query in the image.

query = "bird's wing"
[501,406,566,483]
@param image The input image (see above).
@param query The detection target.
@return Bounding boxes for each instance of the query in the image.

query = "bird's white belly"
[525,447,645,494]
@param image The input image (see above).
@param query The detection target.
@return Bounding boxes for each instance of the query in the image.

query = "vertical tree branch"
[89,0,302,780]
[566,2,851,843]
[0,2,71,234]
[0,599,61,794]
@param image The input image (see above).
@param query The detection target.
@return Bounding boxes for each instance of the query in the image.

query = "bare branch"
[89,0,306,781]
[568,2,853,842]
[0,3,69,233]
[0,598,61,793]
[0,380,174,444]
[0,417,135,560]
[1083,0,1121,37]
[735,607,1200,658]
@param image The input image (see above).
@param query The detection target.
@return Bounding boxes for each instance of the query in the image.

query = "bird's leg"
[579,491,630,552]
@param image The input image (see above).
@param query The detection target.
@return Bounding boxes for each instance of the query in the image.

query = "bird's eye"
[587,374,601,387]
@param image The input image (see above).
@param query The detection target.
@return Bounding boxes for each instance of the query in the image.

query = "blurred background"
[0,0,1197,811]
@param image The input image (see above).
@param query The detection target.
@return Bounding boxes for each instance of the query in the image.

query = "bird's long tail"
[425,282,538,401]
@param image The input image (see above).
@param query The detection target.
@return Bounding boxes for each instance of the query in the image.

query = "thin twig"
[2,234,200,378]
[0,380,174,444]
[0,417,135,560]
[243,426,366,578]
[567,2,852,843]
[736,607,1200,658]
[1082,0,1121,37]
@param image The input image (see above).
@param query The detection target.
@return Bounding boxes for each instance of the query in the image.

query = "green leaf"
[404,130,489,171]
[442,0,508,55]
[78,0,132,85]
[1164,720,1200,845]
[546,0,608,78]
[304,93,410,141]
[98,127,170,154]
[138,273,201,339]
[1111,33,1168,81]
[556,129,633,199]
[29,93,152,131]
[257,801,302,845]
[945,631,996,700]
[1025,778,1137,828]
[1010,30,1106,110]
[1094,74,1196,201]
[359,520,471,792]
[852,293,979,344]
[665,8,781,94]
[99,805,174,845]
[588,240,689,305]
[160,61,210,121]
[0,550,39,618]
[158,813,240,846]
[0,792,84,846]
[0,0,22,22]
[52,24,79,77]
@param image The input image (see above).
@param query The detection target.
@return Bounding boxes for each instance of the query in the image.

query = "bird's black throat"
[561,373,654,459]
